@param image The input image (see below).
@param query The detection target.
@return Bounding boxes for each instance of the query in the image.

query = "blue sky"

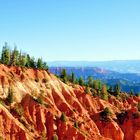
[0,0,140,61]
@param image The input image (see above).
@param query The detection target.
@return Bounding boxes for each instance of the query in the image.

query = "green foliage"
[88,76,93,87]
[19,118,29,128]
[100,107,112,122]
[75,78,79,84]
[42,78,48,83]
[15,104,24,117]
[35,78,39,82]
[37,58,44,69]
[29,57,36,68]
[85,86,90,94]
[52,134,58,140]
[0,43,48,69]
[101,84,108,101]
[1,43,10,65]
[35,95,43,104]
[93,80,102,91]
[79,76,84,86]
[130,89,134,97]
[114,83,121,96]
[18,53,26,67]
[136,93,140,97]
[7,87,14,103]
[71,72,75,83]
[60,69,67,83]
[9,46,19,66]
[74,121,79,128]
[60,112,66,122]
[102,107,112,116]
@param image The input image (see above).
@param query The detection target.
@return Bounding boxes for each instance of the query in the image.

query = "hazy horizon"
[0,0,140,61]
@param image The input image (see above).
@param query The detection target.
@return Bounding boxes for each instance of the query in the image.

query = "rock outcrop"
[0,64,140,140]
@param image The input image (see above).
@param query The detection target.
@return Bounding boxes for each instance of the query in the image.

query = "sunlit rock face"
[0,64,140,140]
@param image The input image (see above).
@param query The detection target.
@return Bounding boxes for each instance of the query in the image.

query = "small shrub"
[44,103,50,108]
[15,104,24,117]
[100,107,112,122]
[52,134,58,140]
[60,112,66,122]
[72,108,77,112]
[42,78,48,83]
[85,86,90,94]
[7,87,14,103]
[116,111,128,125]
[74,121,79,128]
[35,96,43,104]
[101,107,112,116]
[35,78,39,82]
[19,118,29,128]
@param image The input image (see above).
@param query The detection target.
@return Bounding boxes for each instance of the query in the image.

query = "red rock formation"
[0,64,140,140]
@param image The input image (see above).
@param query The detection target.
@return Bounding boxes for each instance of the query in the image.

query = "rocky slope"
[0,64,140,140]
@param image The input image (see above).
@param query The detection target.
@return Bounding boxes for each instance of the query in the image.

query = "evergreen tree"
[114,83,120,96]
[10,46,19,66]
[60,112,66,122]
[7,87,14,103]
[85,85,90,94]
[37,58,43,69]
[20,55,26,67]
[88,76,93,87]
[79,76,84,86]
[101,84,108,101]
[130,89,134,97]
[71,72,75,83]
[43,62,48,69]
[75,78,79,84]
[30,57,36,68]
[25,54,31,67]
[1,42,10,65]
[60,69,67,83]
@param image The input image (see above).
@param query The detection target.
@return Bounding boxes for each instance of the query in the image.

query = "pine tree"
[88,76,93,87]
[60,112,66,122]
[60,69,67,83]
[101,84,108,101]
[1,42,10,65]
[37,58,43,69]
[71,72,75,83]
[43,62,48,69]
[25,54,31,67]
[130,89,134,97]
[20,55,26,67]
[75,78,79,84]
[30,57,36,68]
[10,46,19,66]
[85,85,90,94]
[7,87,14,103]
[114,83,120,96]
[79,76,84,86]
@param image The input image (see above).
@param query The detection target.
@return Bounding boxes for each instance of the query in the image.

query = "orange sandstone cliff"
[0,64,140,140]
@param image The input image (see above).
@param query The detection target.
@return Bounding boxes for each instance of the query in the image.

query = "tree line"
[0,42,48,69]
[58,68,132,100]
